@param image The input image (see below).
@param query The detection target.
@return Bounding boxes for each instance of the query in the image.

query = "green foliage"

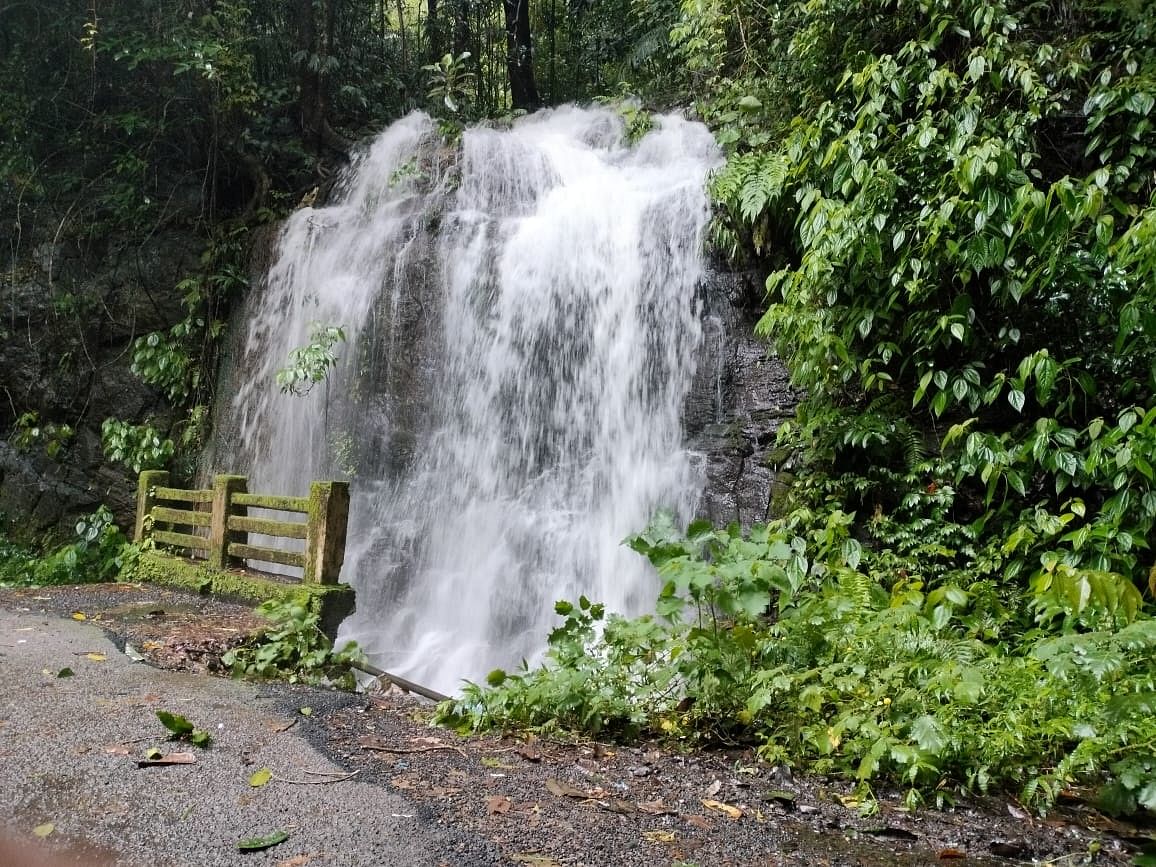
[0,507,136,588]
[424,52,476,116]
[10,413,74,459]
[441,515,1156,814]
[101,419,174,473]
[220,599,364,688]
[156,710,212,748]
[276,324,347,396]
[697,0,1156,652]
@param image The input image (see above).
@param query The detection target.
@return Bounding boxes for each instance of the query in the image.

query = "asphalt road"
[0,608,497,867]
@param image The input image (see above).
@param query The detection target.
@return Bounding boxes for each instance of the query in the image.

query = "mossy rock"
[124,549,355,637]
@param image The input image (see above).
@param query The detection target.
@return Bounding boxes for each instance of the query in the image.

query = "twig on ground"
[271,770,360,785]
[362,743,469,759]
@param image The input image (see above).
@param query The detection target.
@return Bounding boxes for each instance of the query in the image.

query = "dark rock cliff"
[685,269,798,528]
[1,227,199,536]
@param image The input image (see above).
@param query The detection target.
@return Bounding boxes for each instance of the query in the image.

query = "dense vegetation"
[5,0,1156,820]
[438,0,1156,819]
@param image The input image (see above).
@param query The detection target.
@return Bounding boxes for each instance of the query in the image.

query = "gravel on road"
[0,584,1144,867]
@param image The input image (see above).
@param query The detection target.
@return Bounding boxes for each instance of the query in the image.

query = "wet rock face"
[0,225,199,535]
[685,269,799,528]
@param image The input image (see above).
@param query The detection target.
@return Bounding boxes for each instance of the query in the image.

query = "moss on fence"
[124,550,355,636]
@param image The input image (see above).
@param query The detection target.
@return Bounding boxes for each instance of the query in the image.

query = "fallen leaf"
[938,849,967,860]
[705,779,722,797]
[275,855,315,867]
[84,652,107,662]
[156,710,194,736]
[486,795,512,815]
[71,612,86,621]
[1006,802,1031,821]
[249,768,273,788]
[57,667,74,678]
[299,707,313,717]
[103,745,132,756]
[702,799,743,820]
[545,778,588,799]
[517,743,542,763]
[683,814,712,830]
[137,751,197,767]
[237,830,290,852]
[637,800,677,816]
[145,747,163,760]
[33,823,54,838]
[600,800,635,815]
[642,830,676,843]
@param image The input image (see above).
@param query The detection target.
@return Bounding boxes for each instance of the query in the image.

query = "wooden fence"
[134,471,349,585]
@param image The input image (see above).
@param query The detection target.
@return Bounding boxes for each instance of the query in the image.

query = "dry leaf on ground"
[137,751,197,767]
[486,795,512,815]
[544,778,588,799]
[702,799,743,820]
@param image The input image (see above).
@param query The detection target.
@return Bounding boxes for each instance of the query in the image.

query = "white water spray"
[223,106,722,693]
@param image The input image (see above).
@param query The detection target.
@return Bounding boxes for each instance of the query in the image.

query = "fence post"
[134,470,169,543]
[209,475,248,569]
[305,481,349,585]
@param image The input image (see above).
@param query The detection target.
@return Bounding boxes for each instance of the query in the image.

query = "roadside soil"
[1,582,1151,867]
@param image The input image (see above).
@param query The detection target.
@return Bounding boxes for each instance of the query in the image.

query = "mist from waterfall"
[221,106,722,693]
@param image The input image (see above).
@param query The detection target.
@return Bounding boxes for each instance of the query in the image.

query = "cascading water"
[221,106,722,693]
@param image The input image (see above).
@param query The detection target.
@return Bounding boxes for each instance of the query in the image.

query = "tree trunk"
[503,0,539,111]
[294,0,351,160]
[426,0,444,60]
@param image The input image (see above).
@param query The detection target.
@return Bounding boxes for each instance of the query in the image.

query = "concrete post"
[209,475,248,568]
[305,481,349,585]
[134,470,169,543]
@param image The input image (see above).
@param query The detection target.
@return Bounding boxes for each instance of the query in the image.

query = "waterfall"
[221,106,723,693]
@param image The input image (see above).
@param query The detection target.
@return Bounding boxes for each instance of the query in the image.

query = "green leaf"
[1138,782,1156,811]
[1008,389,1025,413]
[57,667,74,678]
[190,729,212,748]
[249,767,272,788]
[237,830,290,852]
[33,823,54,838]
[156,710,195,736]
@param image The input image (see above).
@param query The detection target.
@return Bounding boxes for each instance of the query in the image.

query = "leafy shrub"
[10,412,74,458]
[439,514,1156,815]
[0,506,136,587]
[276,324,347,396]
[221,598,364,688]
[101,418,175,473]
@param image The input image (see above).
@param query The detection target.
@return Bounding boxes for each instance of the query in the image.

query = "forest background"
[2,0,1156,824]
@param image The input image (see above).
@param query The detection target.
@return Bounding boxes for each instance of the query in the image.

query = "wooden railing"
[134,471,349,585]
